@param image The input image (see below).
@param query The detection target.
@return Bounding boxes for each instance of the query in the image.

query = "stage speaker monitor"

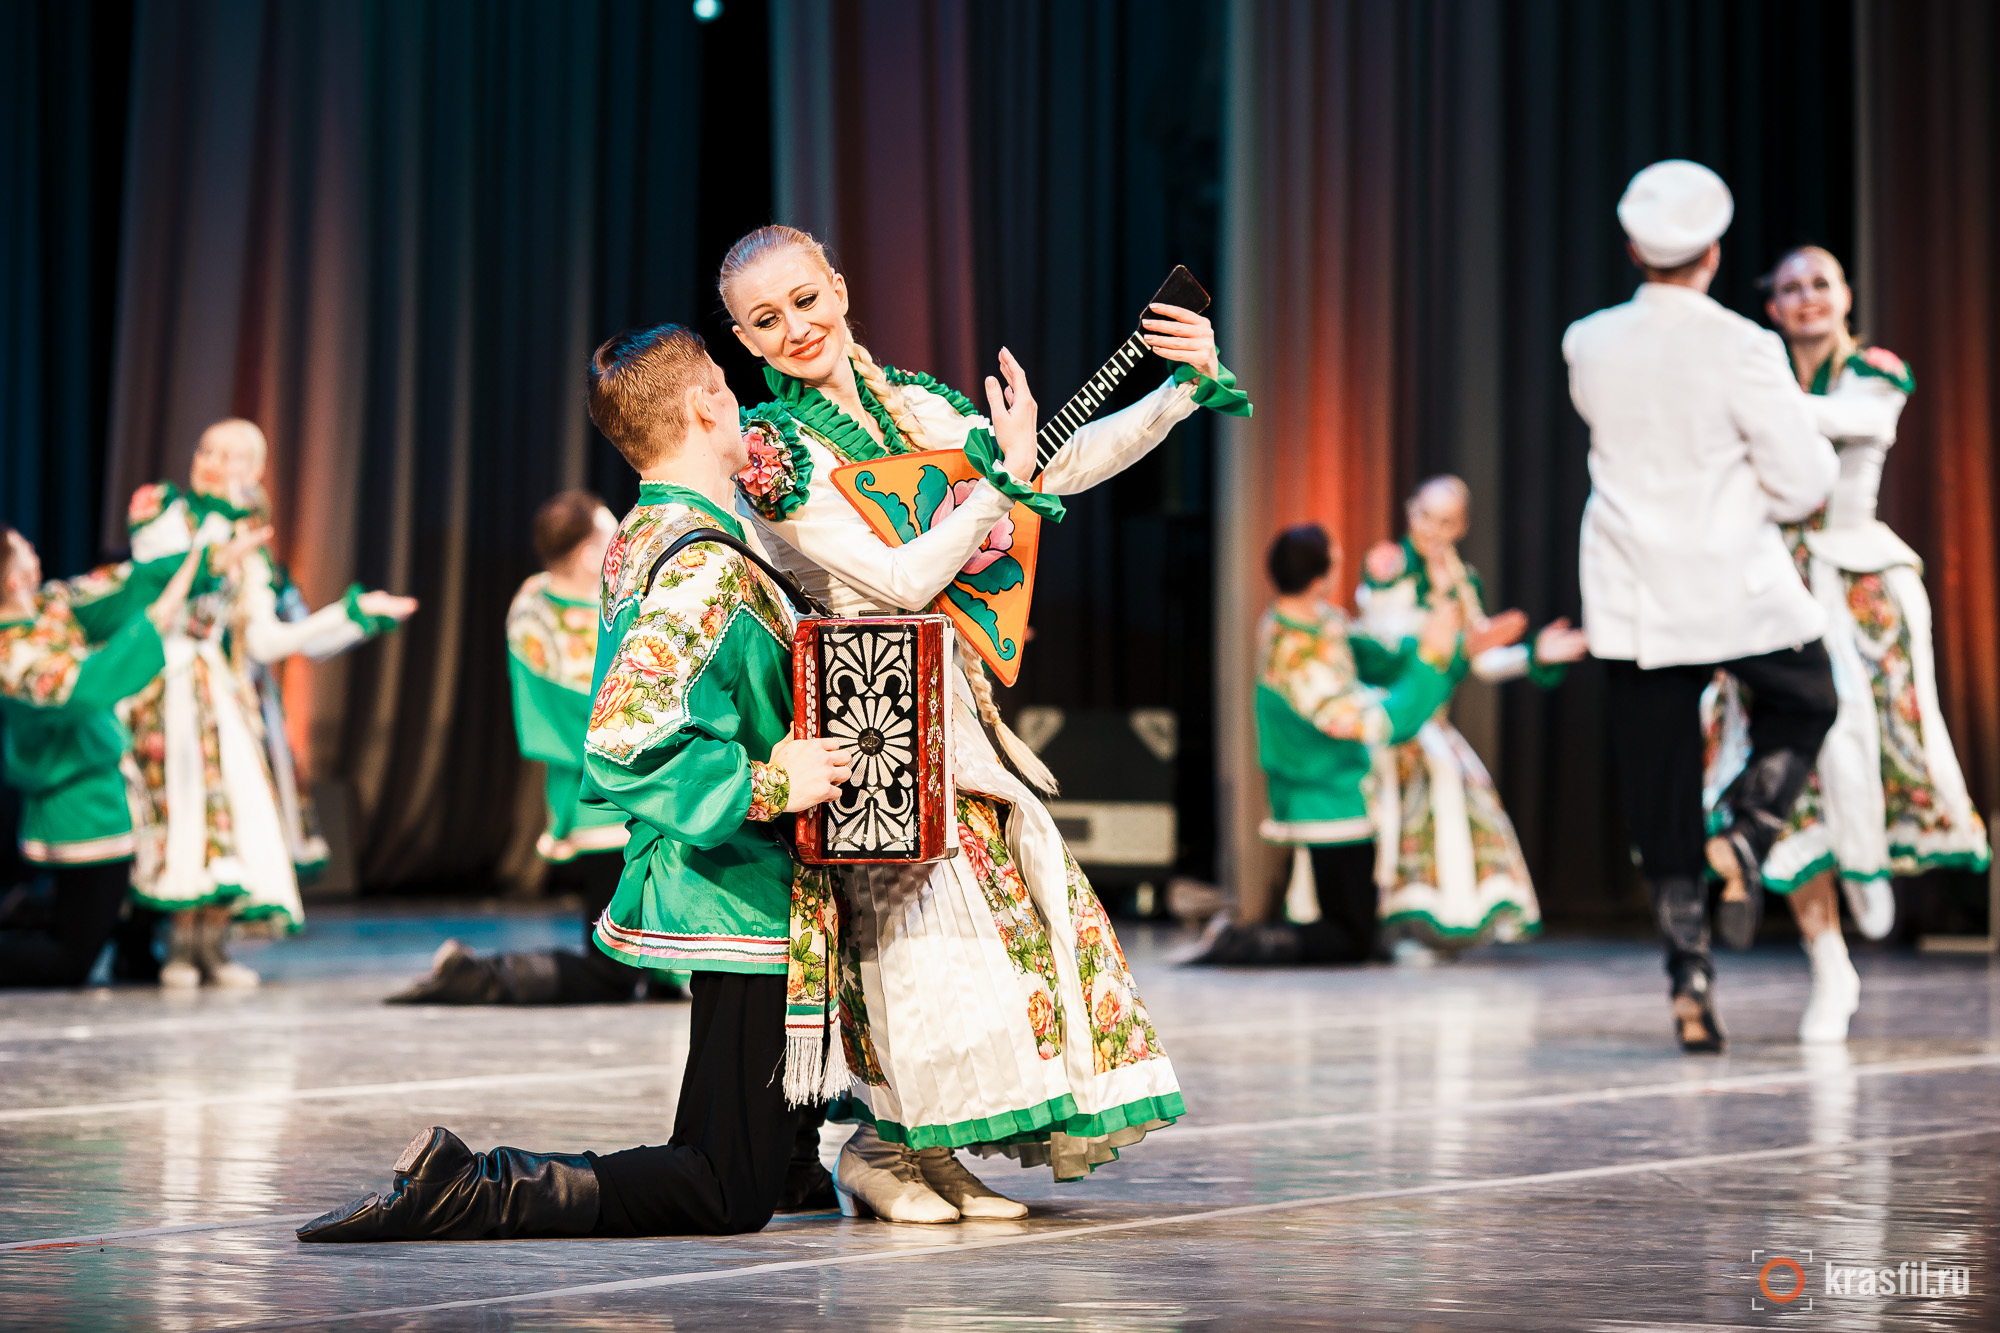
[1012,707,1177,901]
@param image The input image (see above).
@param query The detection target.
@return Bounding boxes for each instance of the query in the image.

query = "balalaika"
[792,614,958,864]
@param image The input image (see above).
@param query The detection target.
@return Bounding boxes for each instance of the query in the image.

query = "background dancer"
[1186,522,1484,967]
[1702,244,1991,1042]
[390,489,687,1006]
[1564,160,1839,1053]
[0,531,201,987]
[121,419,415,989]
[1356,477,1588,957]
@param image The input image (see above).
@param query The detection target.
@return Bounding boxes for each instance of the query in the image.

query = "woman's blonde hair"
[1763,245,1858,377]
[718,225,930,448]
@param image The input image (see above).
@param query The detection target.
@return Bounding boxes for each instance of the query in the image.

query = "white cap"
[1617,160,1734,267]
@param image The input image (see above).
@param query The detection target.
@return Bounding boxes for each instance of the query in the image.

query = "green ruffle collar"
[762,361,912,463]
[1805,346,1917,397]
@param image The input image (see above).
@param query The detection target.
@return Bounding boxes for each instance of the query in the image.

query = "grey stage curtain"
[103,0,766,892]
[1218,0,1858,923]
[769,0,980,395]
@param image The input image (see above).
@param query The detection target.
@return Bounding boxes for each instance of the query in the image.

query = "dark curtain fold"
[769,0,979,394]
[1867,0,2000,822]
[0,0,134,576]
[104,0,769,893]
[0,0,134,889]
[966,0,1227,880]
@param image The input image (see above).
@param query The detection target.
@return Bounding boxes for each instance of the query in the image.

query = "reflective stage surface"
[3,910,1998,1330]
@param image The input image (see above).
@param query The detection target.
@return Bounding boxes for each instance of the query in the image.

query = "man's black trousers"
[588,970,800,1235]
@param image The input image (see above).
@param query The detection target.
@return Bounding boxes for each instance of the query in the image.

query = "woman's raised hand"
[983,346,1039,483]
[357,591,419,622]
[1142,303,1221,381]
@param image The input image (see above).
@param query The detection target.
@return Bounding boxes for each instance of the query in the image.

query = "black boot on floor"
[1706,828,1764,952]
[385,941,506,1005]
[1181,918,1303,966]
[1670,972,1726,1054]
[296,1126,599,1242]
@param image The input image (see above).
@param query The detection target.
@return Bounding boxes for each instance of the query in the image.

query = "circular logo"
[1759,1257,1805,1304]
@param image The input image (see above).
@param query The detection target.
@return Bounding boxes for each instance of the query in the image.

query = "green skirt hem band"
[1380,902,1541,941]
[827,1088,1186,1154]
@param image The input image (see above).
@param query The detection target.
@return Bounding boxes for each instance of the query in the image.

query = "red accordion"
[792,614,958,864]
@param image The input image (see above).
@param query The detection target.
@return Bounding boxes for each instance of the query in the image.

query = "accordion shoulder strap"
[645,526,831,619]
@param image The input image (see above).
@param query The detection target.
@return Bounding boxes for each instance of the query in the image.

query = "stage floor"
[2,909,1996,1329]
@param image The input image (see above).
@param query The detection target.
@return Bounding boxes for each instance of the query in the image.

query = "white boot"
[196,915,260,989]
[916,1147,1029,1219]
[1798,931,1860,1043]
[160,915,202,990]
[833,1126,959,1223]
[1839,878,1895,941]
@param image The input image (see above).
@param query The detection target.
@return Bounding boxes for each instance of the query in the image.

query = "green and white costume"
[1703,348,1990,921]
[737,358,1246,1179]
[1255,600,1455,904]
[1355,540,1560,948]
[120,481,395,929]
[507,571,629,862]
[0,567,168,865]
[583,484,803,973]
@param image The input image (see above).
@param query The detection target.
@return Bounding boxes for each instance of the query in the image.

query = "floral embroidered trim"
[1172,359,1253,416]
[0,596,86,707]
[735,404,814,520]
[747,759,789,821]
[960,429,1065,522]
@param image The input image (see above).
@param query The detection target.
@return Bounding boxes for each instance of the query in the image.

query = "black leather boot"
[1707,827,1764,952]
[1654,875,1725,1053]
[297,1126,600,1241]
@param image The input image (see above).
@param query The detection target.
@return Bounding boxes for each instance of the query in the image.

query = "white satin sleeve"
[1471,645,1530,682]
[1038,375,1200,496]
[238,553,368,664]
[757,437,1014,613]
[1809,375,1906,446]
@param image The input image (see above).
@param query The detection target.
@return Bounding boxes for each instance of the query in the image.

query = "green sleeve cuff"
[1173,360,1254,416]
[961,429,1066,522]
[343,584,400,637]
[1527,648,1568,690]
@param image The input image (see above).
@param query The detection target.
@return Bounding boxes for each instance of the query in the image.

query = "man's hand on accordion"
[771,736,853,812]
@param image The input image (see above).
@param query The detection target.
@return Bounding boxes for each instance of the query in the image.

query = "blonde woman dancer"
[718,225,1249,1221]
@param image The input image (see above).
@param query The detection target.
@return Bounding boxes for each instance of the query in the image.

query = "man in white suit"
[1564,160,1840,1053]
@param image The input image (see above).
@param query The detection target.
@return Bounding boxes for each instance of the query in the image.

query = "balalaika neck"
[1035,330,1151,470]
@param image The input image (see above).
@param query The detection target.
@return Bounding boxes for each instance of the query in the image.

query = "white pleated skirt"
[828,788,1184,1182]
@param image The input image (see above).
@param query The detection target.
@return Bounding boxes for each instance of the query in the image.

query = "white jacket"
[1563,283,1838,667]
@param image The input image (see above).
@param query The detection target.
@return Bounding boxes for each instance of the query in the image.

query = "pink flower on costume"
[601,535,627,595]
[129,484,167,525]
[1863,346,1907,377]
[932,478,1016,576]
[735,427,790,506]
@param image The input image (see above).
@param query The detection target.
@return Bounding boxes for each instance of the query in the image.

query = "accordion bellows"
[793,615,957,864]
